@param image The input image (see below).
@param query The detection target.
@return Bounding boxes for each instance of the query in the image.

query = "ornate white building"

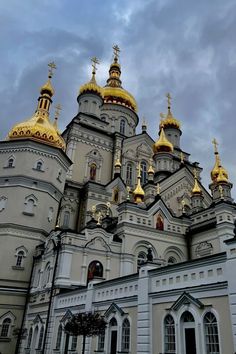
[1,48,236,354]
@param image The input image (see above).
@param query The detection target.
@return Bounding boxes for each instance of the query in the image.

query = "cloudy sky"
[0,0,236,195]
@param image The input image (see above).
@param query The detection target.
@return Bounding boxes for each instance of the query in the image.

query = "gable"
[171,292,204,311]
[104,303,125,318]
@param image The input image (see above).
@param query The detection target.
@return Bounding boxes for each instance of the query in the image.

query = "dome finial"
[210,138,229,183]
[112,44,121,62]
[91,56,100,81]
[133,162,145,203]
[192,168,202,194]
[159,93,181,130]
[79,57,103,98]
[166,92,172,113]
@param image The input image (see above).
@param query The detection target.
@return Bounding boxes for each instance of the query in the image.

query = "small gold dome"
[210,139,228,183]
[192,170,202,195]
[115,157,121,168]
[133,163,145,203]
[79,72,103,98]
[160,93,181,130]
[148,163,154,174]
[216,167,228,183]
[8,64,66,151]
[103,50,137,112]
[153,126,174,154]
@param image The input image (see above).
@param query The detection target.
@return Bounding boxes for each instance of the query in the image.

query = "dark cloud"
[0,0,236,196]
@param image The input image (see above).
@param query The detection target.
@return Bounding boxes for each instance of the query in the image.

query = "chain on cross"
[91,57,100,73]
[48,62,57,78]
[113,44,120,59]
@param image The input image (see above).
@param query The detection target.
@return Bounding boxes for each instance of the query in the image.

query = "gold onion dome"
[153,124,174,154]
[133,163,145,203]
[79,57,103,98]
[8,62,66,151]
[160,93,181,130]
[148,161,154,174]
[210,138,228,183]
[103,45,137,112]
[192,169,202,195]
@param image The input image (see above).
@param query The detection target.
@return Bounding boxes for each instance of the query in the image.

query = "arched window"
[24,195,37,215]
[204,312,220,354]
[90,163,97,181]
[56,324,63,350]
[140,161,147,185]
[182,311,194,322]
[121,318,130,352]
[137,251,146,270]
[156,215,164,230]
[37,326,44,349]
[36,161,43,171]
[87,261,103,283]
[27,327,33,348]
[120,119,126,135]
[16,250,25,267]
[164,315,176,353]
[63,211,70,228]
[1,318,11,337]
[168,256,177,264]
[43,263,51,288]
[126,163,133,186]
[8,158,14,168]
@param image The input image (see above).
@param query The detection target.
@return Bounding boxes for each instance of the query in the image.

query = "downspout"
[42,231,63,354]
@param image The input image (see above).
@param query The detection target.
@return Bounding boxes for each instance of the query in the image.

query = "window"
[24,195,37,215]
[87,261,103,283]
[71,335,77,350]
[140,161,147,185]
[164,315,176,353]
[97,332,105,351]
[43,263,51,288]
[27,327,33,348]
[36,161,43,171]
[120,119,126,135]
[126,163,133,186]
[38,326,44,349]
[204,312,220,354]
[1,318,11,337]
[121,319,130,352]
[168,257,177,264]
[16,250,24,267]
[63,211,70,228]
[8,158,14,168]
[90,163,97,181]
[56,324,63,349]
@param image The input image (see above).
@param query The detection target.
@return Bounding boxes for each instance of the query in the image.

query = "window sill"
[23,211,34,216]
[32,168,45,172]
[12,266,25,271]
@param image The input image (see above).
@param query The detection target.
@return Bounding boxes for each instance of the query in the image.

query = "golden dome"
[133,163,145,203]
[153,126,174,154]
[8,63,66,151]
[103,48,137,112]
[192,169,202,195]
[210,138,228,183]
[160,93,181,130]
[79,72,103,98]
[148,163,154,174]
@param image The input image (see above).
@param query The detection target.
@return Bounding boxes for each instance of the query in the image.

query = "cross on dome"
[48,62,57,78]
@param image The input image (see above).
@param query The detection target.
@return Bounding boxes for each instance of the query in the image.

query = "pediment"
[106,177,126,192]
[33,314,43,324]
[171,292,204,311]
[61,309,73,323]
[85,235,111,251]
[104,303,125,318]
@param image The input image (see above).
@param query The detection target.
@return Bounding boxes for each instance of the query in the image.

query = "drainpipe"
[42,230,63,354]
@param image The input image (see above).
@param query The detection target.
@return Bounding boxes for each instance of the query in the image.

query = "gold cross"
[113,44,120,58]
[166,92,172,109]
[212,138,218,153]
[48,62,57,78]
[91,57,100,73]
[55,104,62,119]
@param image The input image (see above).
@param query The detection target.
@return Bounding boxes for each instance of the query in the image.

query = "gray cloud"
[0,0,236,196]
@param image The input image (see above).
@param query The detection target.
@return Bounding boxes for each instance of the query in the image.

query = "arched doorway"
[181,311,196,354]
[109,318,117,354]
[87,261,103,283]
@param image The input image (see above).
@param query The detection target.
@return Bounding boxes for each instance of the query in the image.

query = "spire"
[8,62,66,151]
[153,122,174,154]
[106,45,122,88]
[192,169,202,195]
[79,57,103,98]
[210,138,228,183]
[159,93,181,130]
[133,162,145,203]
